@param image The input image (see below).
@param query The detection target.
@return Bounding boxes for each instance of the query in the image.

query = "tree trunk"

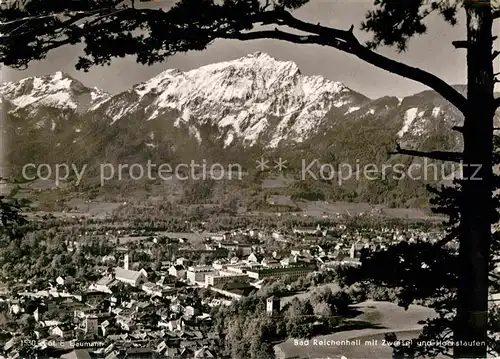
[455,2,495,358]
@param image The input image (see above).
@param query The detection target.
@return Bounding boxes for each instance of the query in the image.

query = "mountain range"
[1,52,497,208]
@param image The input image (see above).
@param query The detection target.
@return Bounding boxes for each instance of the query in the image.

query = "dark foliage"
[343,137,500,357]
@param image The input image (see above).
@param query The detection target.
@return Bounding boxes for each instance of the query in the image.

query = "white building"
[115,267,148,287]
[187,266,216,285]
[113,254,148,287]
[205,271,249,287]
[92,275,117,293]
[168,265,187,279]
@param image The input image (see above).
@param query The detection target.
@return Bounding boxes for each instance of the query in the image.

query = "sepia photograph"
[1,0,500,358]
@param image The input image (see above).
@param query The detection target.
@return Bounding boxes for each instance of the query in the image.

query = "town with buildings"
[0,214,465,359]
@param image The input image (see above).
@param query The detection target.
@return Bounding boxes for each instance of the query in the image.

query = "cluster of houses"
[0,222,454,358]
[1,264,221,359]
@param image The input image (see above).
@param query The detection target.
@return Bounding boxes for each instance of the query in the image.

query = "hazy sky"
[2,0,500,99]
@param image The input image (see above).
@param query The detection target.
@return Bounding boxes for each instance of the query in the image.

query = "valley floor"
[274,300,437,359]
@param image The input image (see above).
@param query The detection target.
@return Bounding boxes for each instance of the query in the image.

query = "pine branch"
[275,11,467,113]
[452,40,468,49]
[495,97,500,110]
[452,126,464,133]
[0,12,84,26]
[228,10,467,114]
[260,0,270,12]
[224,29,324,46]
[456,125,500,131]
[0,6,468,115]
[388,142,463,163]
[0,8,118,41]
[0,0,123,27]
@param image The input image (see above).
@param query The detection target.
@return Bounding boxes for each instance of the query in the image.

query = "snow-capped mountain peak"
[95,52,366,147]
[0,71,110,115]
[3,53,477,154]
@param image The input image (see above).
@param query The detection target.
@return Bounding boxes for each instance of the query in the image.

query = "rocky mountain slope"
[1,70,109,116]
[1,52,497,207]
[94,52,370,148]
[0,53,471,152]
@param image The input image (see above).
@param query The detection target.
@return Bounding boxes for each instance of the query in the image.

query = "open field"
[23,200,123,219]
[20,197,446,222]
[274,300,438,359]
[296,200,443,220]
[8,177,446,221]
[117,232,206,249]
